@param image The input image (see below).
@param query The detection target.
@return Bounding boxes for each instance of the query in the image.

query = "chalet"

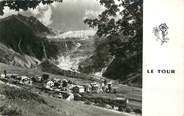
[0,74,5,78]
[68,83,75,90]
[20,76,32,85]
[72,85,85,93]
[45,80,54,90]
[53,79,62,89]
[82,84,92,93]
[0,73,18,79]
[91,82,101,93]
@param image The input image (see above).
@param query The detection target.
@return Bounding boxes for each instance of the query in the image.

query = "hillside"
[78,37,142,87]
[0,43,40,68]
[0,62,141,116]
[0,82,130,116]
[0,14,58,61]
[0,14,51,34]
[0,14,96,71]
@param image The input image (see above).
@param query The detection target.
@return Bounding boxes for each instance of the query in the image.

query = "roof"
[21,76,29,79]
[74,85,84,89]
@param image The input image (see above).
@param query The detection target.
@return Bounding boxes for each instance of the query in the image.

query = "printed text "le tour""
[147,69,175,74]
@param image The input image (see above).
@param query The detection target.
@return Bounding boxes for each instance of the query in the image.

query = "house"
[83,84,92,93]
[90,82,101,93]
[68,84,75,90]
[72,85,85,93]
[20,76,32,85]
[0,73,5,78]
[45,80,54,90]
[10,74,19,80]
[53,79,62,89]
[0,73,18,79]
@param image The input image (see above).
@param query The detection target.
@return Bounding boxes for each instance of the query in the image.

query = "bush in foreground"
[0,84,47,104]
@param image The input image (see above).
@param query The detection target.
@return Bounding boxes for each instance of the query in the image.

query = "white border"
[143,0,184,116]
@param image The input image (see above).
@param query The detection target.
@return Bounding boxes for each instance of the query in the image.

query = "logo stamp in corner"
[153,23,169,45]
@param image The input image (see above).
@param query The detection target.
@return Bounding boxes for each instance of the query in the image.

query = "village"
[0,70,142,115]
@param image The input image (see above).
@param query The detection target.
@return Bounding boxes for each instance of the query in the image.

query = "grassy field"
[0,81,133,116]
[0,82,65,116]
[0,63,140,116]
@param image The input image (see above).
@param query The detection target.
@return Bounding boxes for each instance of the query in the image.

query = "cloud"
[29,3,53,26]
[0,2,53,26]
[84,4,105,19]
[0,7,19,19]
[51,1,59,8]
[85,10,100,18]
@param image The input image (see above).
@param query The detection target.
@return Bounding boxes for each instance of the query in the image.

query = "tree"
[0,0,63,15]
[84,0,143,57]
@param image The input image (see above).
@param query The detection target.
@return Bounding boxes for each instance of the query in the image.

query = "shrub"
[0,104,22,116]
[0,85,47,104]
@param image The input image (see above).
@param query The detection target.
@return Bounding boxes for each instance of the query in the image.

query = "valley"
[0,12,142,116]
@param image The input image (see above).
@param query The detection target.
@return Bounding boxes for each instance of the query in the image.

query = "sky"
[0,0,104,32]
[49,0,104,31]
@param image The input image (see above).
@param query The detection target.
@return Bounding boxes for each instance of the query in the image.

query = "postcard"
[0,0,183,116]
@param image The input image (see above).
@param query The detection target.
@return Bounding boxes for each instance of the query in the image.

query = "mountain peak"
[0,14,57,60]
[0,14,51,34]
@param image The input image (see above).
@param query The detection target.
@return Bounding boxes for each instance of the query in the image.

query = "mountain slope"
[0,14,51,35]
[0,14,59,63]
[0,43,40,68]
[78,37,142,87]
[37,60,64,75]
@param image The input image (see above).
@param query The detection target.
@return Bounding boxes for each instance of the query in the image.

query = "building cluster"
[0,73,32,85]
[0,70,114,95]
[35,75,114,94]
[0,70,141,114]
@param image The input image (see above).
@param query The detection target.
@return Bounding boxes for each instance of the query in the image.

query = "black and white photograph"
[0,0,142,116]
